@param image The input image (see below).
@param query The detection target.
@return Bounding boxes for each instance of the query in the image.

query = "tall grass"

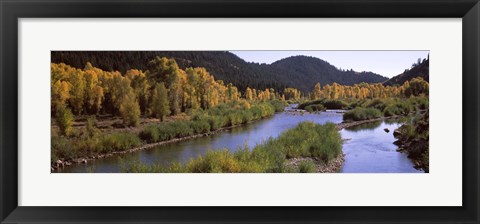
[140,101,281,143]
[51,132,142,162]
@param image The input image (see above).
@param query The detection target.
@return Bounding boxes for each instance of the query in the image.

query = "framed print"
[1,0,479,223]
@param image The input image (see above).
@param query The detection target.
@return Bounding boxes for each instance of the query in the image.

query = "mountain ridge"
[51,51,389,92]
[383,57,429,86]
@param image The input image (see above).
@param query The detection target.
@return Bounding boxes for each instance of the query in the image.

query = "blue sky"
[230,51,429,78]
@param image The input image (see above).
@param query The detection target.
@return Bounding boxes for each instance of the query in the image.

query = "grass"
[51,132,142,163]
[122,121,342,173]
[139,101,281,143]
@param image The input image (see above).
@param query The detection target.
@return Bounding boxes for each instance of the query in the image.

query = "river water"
[56,107,421,173]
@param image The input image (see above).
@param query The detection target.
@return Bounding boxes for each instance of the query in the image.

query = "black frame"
[1,0,479,223]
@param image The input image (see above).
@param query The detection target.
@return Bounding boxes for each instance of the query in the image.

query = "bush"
[298,160,316,173]
[383,105,403,117]
[298,99,348,110]
[99,132,142,153]
[51,136,75,162]
[119,91,141,127]
[55,106,74,136]
[322,99,349,109]
[139,125,160,143]
[305,104,325,112]
[270,100,287,112]
[190,120,211,134]
[343,107,382,121]
[366,99,388,111]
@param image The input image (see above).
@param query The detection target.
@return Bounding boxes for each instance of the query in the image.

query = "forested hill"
[51,51,388,92]
[384,58,429,86]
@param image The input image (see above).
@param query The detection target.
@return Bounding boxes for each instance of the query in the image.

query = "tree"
[119,90,141,127]
[151,82,170,121]
[51,80,71,113]
[84,68,104,114]
[55,106,74,136]
[245,87,253,101]
[405,77,429,96]
[126,69,150,114]
[68,69,86,115]
[313,82,322,99]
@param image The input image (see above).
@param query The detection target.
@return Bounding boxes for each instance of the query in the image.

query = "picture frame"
[1,0,479,223]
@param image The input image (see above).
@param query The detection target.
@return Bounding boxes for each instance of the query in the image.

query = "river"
[55,106,421,173]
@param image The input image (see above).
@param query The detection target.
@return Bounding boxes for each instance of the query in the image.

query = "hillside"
[384,58,429,86]
[51,51,388,92]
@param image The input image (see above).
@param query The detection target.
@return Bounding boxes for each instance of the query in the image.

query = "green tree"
[151,82,170,121]
[119,90,141,127]
[55,106,74,136]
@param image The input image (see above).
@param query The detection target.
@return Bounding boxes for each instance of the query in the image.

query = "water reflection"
[340,121,422,173]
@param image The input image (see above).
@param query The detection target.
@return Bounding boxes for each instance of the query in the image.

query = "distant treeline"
[51,51,388,92]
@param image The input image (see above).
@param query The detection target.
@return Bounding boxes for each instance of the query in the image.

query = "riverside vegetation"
[121,122,342,173]
[52,53,429,173]
[393,111,429,172]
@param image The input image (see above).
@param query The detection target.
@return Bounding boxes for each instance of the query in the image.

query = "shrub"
[343,107,382,121]
[119,91,141,127]
[322,99,348,109]
[100,132,142,153]
[190,120,211,134]
[366,99,388,111]
[55,106,74,136]
[139,125,160,143]
[167,121,194,138]
[51,136,76,161]
[305,105,314,112]
[84,116,100,138]
[270,100,287,112]
[305,104,325,112]
[298,160,316,173]
[383,105,403,117]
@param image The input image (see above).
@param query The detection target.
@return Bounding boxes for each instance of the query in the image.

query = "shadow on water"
[344,120,382,132]
[340,120,422,173]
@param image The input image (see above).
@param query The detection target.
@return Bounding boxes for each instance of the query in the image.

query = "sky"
[230,51,429,78]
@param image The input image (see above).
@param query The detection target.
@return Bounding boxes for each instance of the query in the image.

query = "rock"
[55,160,64,167]
[384,128,390,133]
[65,161,72,166]
[82,159,87,164]
[393,129,402,137]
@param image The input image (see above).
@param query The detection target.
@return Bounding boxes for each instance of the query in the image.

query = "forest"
[51,52,429,173]
[51,51,388,92]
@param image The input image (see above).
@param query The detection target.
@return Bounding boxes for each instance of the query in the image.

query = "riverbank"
[393,111,429,172]
[53,113,404,171]
[51,115,277,170]
[119,122,343,173]
[286,153,345,173]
